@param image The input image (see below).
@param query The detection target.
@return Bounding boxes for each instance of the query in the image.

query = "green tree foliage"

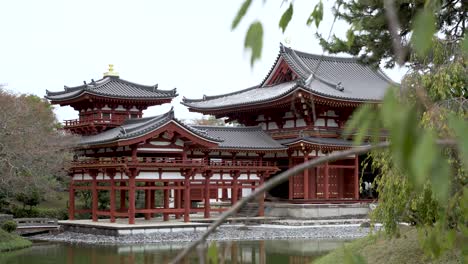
[318,0,466,68]
[0,88,76,211]
[15,189,41,210]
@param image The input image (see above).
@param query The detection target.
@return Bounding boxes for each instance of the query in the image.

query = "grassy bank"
[315,227,462,264]
[0,229,31,252]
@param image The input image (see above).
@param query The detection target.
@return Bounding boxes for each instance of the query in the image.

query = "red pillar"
[288,153,293,200]
[128,170,137,225]
[184,175,191,222]
[324,162,329,199]
[163,182,169,221]
[354,155,359,200]
[145,182,151,220]
[68,180,75,220]
[150,182,155,217]
[175,181,181,219]
[204,172,212,219]
[303,153,309,200]
[120,182,126,211]
[258,174,265,217]
[91,173,98,222]
[231,172,239,205]
[110,175,116,223]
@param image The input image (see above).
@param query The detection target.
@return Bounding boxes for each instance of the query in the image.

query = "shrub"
[36,208,68,220]
[1,220,17,233]
[11,207,39,218]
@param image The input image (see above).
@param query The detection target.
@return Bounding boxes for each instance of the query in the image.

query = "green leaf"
[411,9,436,57]
[231,0,252,30]
[410,131,436,187]
[430,158,450,202]
[244,21,264,66]
[207,242,218,264]
[449,115,468,171]
[306,0,323,28]
[279,3,293,33]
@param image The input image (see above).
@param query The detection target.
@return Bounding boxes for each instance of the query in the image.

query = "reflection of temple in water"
[60,239,346,264]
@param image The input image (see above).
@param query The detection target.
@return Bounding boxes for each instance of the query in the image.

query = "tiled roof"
[192,126,287,150]
[182,82,297,110]
[80,108,220,146]
[46,76,177,101]
[182,45,397,110]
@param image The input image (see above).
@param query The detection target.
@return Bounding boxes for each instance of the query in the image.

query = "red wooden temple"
[46,45,394,224]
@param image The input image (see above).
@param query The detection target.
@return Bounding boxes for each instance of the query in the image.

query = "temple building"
[46,45,395,224]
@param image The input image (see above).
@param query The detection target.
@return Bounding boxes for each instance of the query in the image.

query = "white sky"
[0,0,406,122]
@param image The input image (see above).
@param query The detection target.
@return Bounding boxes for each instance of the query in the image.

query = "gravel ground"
[31,225,375,245]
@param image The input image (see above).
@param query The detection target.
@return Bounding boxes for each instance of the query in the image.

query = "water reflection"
[0,239,346,264]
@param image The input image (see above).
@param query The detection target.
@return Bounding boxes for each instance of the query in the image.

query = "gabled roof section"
[278,137,359,147]
[46,76,177,102]
[192,125,287,151]
[182,44,398,112]
[79,108,221,146]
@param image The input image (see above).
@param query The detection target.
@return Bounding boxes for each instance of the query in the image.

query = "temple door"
[328,168,339,198]
[292,158,304,199]
[316,166,325,198]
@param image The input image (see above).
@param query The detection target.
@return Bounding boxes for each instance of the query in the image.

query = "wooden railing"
[64,117,127,127]
[72,157,276,169]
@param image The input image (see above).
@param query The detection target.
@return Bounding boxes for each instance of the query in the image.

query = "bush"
[36,208,68,220]
[11,207,39,218]
[1,221,17,233]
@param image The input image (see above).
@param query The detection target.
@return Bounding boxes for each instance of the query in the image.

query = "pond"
[0,239,346,264]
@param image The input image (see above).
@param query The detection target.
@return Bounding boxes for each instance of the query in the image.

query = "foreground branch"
[170,142,390,264]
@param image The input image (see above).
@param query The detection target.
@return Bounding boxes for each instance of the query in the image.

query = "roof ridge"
[182,85,260,103]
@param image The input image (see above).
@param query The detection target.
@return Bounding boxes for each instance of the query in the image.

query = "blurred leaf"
[306,0,323,28]
[207,242,218,264]
[430,158,450,202]
[411,9,436,57]
[232,0,252,30]
[449,115,468,171]
[279,3,293,33]
[244,21,264,66]
[344,105,372,145]
[410,132,436,187]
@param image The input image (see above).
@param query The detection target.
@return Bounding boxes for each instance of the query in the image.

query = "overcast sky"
[0,0,406,122]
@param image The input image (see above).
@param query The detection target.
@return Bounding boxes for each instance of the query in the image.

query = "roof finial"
[103,64,119,78]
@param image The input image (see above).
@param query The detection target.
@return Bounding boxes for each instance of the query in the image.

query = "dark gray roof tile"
[46,77,177,101]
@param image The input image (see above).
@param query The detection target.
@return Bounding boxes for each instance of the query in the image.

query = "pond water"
[0,239,346,264]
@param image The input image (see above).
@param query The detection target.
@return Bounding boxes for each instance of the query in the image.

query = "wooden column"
[163,182,170,221]
[203,172,212,218]
[231,172,240,205]
[324,162,329,199]
[108,170,116,223]
[90,171,98,222]
[128,169,137,225]
[145,182,151,220]
[258,173,265,217]
[354,155,359,199]
[184,175,191,222]
[303,151,309,199]
[288,152,293,200]
[175,181,181,219]
[68,180,75,220]
[120,181,126,211]
[150,182,155,217]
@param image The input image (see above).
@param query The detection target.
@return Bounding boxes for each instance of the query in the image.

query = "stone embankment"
[32,224,376,245]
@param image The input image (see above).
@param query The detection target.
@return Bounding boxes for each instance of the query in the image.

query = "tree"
[318,0,467,68]
[0,88,76,210]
